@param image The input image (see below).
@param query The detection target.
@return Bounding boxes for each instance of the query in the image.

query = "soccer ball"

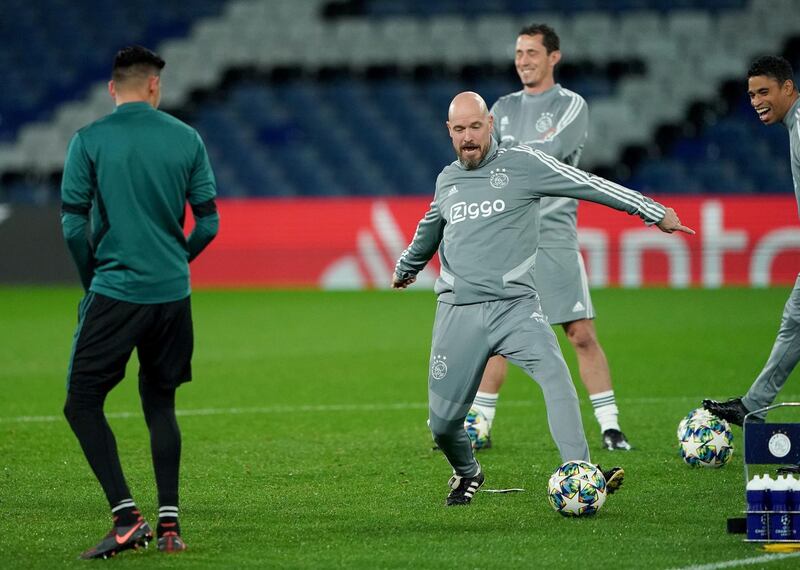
[547,460,607,517]
[678,415,734,468]
[464,407,490,450]
[676,407,715,439]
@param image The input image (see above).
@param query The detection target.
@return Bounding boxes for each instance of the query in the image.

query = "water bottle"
[788,474,800,541]
[764,473,774,509]
[769,475,792,541]
[746,474,769,541]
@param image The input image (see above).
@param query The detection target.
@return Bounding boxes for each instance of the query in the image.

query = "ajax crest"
[431,355,448,380]
[489,168,509,189]
[768,432,791,458]
[536,112,554,133]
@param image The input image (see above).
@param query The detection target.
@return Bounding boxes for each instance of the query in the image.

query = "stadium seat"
[1,0,795,201]
[0,0,229,141]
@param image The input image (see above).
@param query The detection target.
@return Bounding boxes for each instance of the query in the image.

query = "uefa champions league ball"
[547,460,607,517]
[676,407,715,439]
[678,415,734,468]
[464,407,490,450]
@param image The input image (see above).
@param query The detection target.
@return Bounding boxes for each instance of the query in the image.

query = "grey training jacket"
[395,139,666,305]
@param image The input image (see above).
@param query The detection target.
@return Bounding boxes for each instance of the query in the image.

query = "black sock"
[112,499,140,527]
[157,506,180,537]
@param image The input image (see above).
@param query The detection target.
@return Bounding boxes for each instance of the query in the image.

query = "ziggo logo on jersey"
[450,199,506,224]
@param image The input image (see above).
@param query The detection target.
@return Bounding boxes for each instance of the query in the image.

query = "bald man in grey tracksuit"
[394,91,693,506]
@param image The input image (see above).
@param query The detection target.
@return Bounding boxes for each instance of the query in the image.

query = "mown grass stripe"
[6,395,798,424]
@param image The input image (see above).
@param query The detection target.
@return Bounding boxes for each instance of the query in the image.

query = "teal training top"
[61,101,219,303]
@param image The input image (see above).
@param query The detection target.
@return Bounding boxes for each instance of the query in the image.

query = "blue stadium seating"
[0,0,228,142]
[621,73,799,195]
[361,0,746,17]
[0,0,795,202]
[190,76,520,197]
[191,63,798,198]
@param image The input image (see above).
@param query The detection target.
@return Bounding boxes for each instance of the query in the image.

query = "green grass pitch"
[2,287,800,568]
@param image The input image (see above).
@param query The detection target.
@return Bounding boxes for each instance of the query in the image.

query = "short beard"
[459,157,481,169]
[457,147,486,170]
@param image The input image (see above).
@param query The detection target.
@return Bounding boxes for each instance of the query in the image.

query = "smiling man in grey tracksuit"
[475,23,632,453]
[704,56,800,428]
[393,92,694,506]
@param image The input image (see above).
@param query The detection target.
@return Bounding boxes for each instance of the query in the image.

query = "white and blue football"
[547,460,607,517]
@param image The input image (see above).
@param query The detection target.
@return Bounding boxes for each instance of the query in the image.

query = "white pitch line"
[4,395,798,425]
[669,551,800,570]
[0,401,429,424]
[0,395,725,425]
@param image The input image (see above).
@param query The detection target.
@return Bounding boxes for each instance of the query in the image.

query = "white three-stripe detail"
[543,90,583,141]
[511,145,665,221]
[795,107,800,149]
[528,146,664,220]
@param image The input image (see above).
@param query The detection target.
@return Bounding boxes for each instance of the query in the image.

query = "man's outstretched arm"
[518,145,695,234]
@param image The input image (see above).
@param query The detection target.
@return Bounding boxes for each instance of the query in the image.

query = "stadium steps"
[126,60,644,198]
[0,0,229,143]
[1,0,799,199]
[605,38,800,195]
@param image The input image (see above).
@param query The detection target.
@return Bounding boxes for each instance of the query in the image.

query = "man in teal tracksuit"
[393,92,693,506]
[61,46,218,558]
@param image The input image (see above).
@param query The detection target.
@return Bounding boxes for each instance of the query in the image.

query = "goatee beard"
[458,146,484,170]
[459,157,481,170]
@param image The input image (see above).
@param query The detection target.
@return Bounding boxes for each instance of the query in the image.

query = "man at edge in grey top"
[473,23,632,452]
[393,91,693,506]
[704,56,800,435]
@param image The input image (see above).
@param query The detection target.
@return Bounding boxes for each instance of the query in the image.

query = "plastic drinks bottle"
[746,474,768,541]
[787,474,800,541]
[769,475,792,541]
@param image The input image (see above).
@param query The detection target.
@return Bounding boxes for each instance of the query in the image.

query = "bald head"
[446,91,494,170]
[448,91,489,122]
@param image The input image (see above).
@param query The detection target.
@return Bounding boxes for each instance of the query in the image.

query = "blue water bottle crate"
[742,404,800,544]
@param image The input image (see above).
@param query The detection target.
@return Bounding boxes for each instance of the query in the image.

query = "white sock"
[473,391,499,429]
[590,390,620,433]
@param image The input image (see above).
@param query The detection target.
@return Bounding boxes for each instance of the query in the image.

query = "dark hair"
[112,45,165,83]
[747,55,796,89]
[518,23,560,54]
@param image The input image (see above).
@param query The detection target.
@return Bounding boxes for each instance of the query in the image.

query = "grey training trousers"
[427,296,590,477]
[743,275,800,419]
